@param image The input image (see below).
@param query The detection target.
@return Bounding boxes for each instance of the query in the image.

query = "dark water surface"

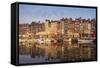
[19,42,96,64]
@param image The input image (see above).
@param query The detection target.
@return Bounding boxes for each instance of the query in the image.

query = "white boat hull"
[78,39,93,43]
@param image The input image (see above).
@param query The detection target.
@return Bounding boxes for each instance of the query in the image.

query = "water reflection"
[19,42,96,64]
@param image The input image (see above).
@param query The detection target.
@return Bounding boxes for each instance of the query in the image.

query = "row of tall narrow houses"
[19,18,96,46]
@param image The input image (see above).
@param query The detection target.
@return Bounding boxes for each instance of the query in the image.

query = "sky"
[19,4,96,24]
